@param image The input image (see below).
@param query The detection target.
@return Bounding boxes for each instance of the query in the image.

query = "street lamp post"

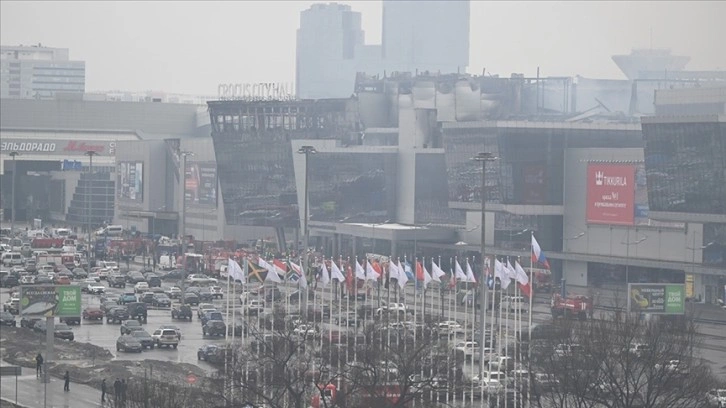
[179,151,194,250]
[84,151,99,266]
[471,151,497,375]
[621,232,647,287]
[687,233,713,301]
[9,152,19,232]
[564,232,586,252]
[297,146,317,307]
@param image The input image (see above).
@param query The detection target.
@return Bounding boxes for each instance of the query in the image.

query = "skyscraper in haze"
[0,44,85,99]
[382,0,469,75]
[296,1,471,99]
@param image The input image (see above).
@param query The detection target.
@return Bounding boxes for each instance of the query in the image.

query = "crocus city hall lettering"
[217,82,295,101]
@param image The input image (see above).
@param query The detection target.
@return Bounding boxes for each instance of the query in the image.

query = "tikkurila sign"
[586,164,635,225]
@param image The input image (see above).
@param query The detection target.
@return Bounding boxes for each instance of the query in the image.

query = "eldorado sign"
[19,285,81,317]
[586,163,635,225]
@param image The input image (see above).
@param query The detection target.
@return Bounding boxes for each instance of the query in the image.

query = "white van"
[1,252,24,267]
[95,225,123,237]
[53,228,71,238]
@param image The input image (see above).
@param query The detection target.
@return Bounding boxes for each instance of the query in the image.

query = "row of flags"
[226,235,551,297]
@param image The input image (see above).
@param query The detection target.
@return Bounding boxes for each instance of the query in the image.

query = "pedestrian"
[101,378,107,402]
[63,370,70,392]
[35,353,43,377]
[121,378,127,405]
[113,378,121,401]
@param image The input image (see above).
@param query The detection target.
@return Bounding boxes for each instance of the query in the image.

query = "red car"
[82,307,104,320]
[55,276,71,285]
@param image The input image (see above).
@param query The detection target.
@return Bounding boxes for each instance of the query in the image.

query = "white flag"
[514,261,529,285]
[366,260,380,281]
[388,261,400,282]
[506,259,518,281]
[422,262,433,288]
[330,260,345,282]
[465,260,477,283]
[455,259,468,281]
[397,260,409,289]
[290,260,307,289]
[494,258,511,289]
[320,260,331,287]
[259,258,282,283]
[431,260,446,282]
[355,260,366,280]
[228,258,245,282]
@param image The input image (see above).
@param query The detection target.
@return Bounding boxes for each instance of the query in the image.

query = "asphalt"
[0,368,105,408]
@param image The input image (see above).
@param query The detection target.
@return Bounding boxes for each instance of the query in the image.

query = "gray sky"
[2,1,724,96]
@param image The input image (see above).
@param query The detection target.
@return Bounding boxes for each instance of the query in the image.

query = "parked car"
[210,286,224,299]
[134,281,150,293]
[54,275,71,285]
[19,274,35,285]
[245,300,264,316]
[158,324,182,340]
[198,287,214,302]
[87,283,106,295]
[130,330,155,349]
[3,297,20,314]
[202,320,227,337]
[152,328,179,348]
[0,311,16,326]
[126,302,148,323]
[109,275,126,288]
[82,306,104,321]
[106,307,130,324]
[116,335,143,353]
[152,294,171,308]
[54,323,75,341]
[139,292,155,304]
[20,316,42,329]
[118,293,138,305]
[164,286,182,299]
[200,311,224,327]
[185,274,218,285]
[171,304,193,320]
[120,319,144,335]
[59,316,81,325]
[197,344,222,362]
[197,303,217,319]
[182,292,199,306]
[1,275,19,288]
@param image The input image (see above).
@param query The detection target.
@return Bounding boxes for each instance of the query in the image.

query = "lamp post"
[179,151,194,250]
[621,232,647,287]
[297,145,317,307]
[687,233,713,301]
[84,151,99,266]
[371,219,390,307]
[564,231,586,252]
[471,151,497,376]
[9,152,19,232]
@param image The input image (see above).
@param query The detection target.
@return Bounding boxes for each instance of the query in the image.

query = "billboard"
[586,164,635,225]
[19,285,81,317]
[522,163,547,204]
[628,283,685,314]
[185,162,217,206]
[117,161,144,202]
[1,139,116,156]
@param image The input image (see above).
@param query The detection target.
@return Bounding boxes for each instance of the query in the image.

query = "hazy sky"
[2,1,724,96]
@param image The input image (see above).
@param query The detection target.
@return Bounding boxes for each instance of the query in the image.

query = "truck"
[550,293,592,320]
[31,238,66,253]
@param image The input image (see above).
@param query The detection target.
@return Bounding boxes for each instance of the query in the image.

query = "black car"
[145,274,161,288]
[152,294,171,308]
[171,304,192,320]
[139,292,155,304]
[101,301,119,314]
[197,344,223,362]
[0,311,16,326]
[120,319,144,335]
[116,335,143,353]
[227,319,248,337]
[33,320,47,333]
[35,275,53,285]
[202,320,227,337]
[109,275,126,288]
[198,288,214,302]
[106,307,130,324]
[54,323,74,341]
[126,302,148,323]
[1,275,19,288]
[126,273,145,284]
[20,316,42,329]
[130,330,155,349]
[182,292,199,306]
[200,311,224,327]
[163,269,185,280]
[59,316,81,325]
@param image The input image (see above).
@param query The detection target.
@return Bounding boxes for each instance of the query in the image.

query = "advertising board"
[628,283,685,315]
[1,139,116,156]
[522,164,546,204]
[19,285,81,317]
[185,162,217,206]
[117,161,144,202]
[586,164,635,225]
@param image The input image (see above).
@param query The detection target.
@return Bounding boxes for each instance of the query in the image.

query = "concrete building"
[0,44,85,99]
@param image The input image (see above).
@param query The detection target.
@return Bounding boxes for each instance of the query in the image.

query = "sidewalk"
[0,371,104,408]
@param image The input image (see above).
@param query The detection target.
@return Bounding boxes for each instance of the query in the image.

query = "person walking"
[63,370,70,392]
[113,378,121,402]
[101,378,107,403]
[121,378,127,406]
[35,353,43,377]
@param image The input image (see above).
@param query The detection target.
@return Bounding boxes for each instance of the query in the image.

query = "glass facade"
[643,121,726,215]
[208,99,356,227]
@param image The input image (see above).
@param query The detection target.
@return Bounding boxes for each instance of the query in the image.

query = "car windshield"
[55,324,70,330]
[126,321,141,327]
[132,331,150,338]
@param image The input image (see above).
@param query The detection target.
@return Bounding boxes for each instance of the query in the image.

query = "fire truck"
[550,293,593,320]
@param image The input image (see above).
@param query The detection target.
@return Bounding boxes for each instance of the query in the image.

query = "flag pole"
[224,258,231,403]
[528,232,535,361]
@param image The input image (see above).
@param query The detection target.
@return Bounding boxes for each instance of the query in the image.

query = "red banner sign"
[586,164,635,225]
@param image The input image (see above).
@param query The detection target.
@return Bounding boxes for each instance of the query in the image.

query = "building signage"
[185,161,218,207]
[628,283,685,314]
[586,164,635,225]
[217,82,295,101]
[62,160,83,171]
[117,161,144,202]
[19,285,81,317]
[1,139,116,156]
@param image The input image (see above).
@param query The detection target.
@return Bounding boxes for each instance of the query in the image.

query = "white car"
[500,295,527,312]
[134,281,150,293]
[376,301,407,315]
[454,341,480,360]
[19,275,35,285]
[87,283,106,295]
[293,324,317,338]
[437,320,463,332]
[186,274,218,285]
